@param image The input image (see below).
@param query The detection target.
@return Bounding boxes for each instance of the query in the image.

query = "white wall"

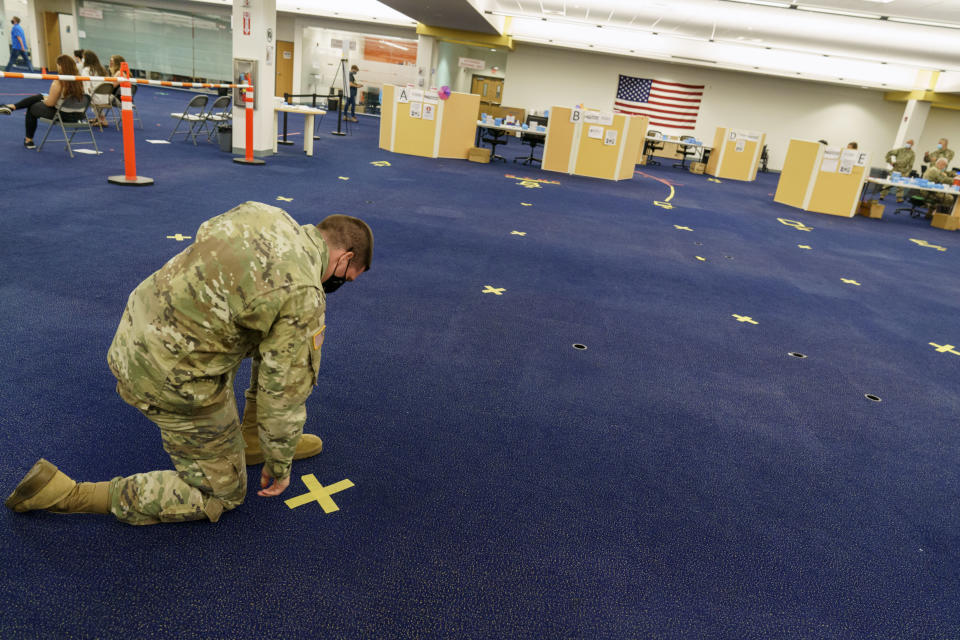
[502,43,907,171]
[435,41,506,94]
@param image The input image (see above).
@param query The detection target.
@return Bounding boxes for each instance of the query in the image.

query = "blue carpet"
[0,78,958,639]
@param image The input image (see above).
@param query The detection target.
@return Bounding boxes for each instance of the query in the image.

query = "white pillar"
[893,99,930,148]
[232,0,276,156]
[416,34,436,89]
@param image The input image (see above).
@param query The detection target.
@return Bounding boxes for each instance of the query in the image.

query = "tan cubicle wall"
[541,107,647,181]
[379,85,481,159]
[705,127,765,181]
[774,139,869,217]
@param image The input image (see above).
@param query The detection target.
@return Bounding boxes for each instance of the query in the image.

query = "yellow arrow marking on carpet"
[370,160,391,167]
[798,244,812,250]
[276,196,293,202]
[778,218,814,232]
[732,314,758,324]
[708,178,722,183]
[674,225,693,231]
[696,256,706,261]
[166,234,192,242]
[338,176,350,180]
[929,342,960,356]
[482,286,506,295]
[284,475,354,513]
[910,238,947,252]
[841,278,861,286]
[511,231,527,236]
[521,202,533,206]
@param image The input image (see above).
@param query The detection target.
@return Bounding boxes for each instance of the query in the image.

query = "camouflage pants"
[109,382,247,525]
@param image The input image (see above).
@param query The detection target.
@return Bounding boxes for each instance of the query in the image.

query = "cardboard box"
[857,200,883,219]
[931,213,960,230]
[467,147,491,164]
[689,162,705,174]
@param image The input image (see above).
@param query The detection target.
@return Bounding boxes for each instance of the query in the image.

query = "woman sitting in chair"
[81,50,110,127]
[108,55,126,98]
[0,55,86,149]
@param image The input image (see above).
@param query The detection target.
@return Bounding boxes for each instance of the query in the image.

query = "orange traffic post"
[234,73,264,165]
[108,62,154,186]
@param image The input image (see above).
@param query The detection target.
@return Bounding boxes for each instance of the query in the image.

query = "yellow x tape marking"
[841,278,861,286]
[910,238,947,252]
[518,180,542,189]
[654,201,674,209]
[370,160,391,167]
[696,256,706,261]
[521,202,533,206]
[284,475,354,513]
[511,231,527,236]
[708,178,722,183]
[732,314,758,324]
[482,286,506,295]
[276,196,293,202]
[166,234,191,242]
[798,245,812,250]
[338,176,350,181]
[674,225,693,231]
[778,218,814,232]
[929,342,960,356]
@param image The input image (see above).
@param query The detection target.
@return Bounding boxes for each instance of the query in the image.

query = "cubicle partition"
[541,107,647,181]
[379,84,480,159]
[705,127,765,181]
[774,139,869,217]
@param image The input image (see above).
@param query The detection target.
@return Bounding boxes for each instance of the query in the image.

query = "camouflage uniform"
[926,147,955,166]
[921,166,957,213]
[106,202,329,525]
[879,145,915,200]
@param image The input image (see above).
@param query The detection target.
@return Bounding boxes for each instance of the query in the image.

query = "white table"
[644,136,710,168]
[273,105,326,156]
[864,177,960,216]
[476,120,547,138]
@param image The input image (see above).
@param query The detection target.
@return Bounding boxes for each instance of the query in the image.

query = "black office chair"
[673,135,697,169]
[645,129,664,166]
[363,90,380,115]
[482,128,508,163]
[895,193,930,218]
[514,116,546,165]
[759,145,769,173]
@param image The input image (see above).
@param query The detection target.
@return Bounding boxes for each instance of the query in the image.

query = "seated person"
[846,141,858,150]
[108,55,127,99]
[0,54,86,149]
[922,157,956,214]
[81,50,110,126]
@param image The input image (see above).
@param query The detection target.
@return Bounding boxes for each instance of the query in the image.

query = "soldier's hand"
[258,467,290,497]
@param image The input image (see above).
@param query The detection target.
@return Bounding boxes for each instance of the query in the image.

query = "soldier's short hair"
[318,215,373,271]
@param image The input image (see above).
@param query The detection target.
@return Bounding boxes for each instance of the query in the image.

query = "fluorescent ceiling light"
[887,16,960,29]
[794,6,879,19]
[720,0,792,7]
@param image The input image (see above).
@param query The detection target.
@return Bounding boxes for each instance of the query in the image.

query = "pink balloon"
[439,86,451,100]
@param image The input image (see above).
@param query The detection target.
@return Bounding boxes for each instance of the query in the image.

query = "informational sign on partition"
[820,147,841,173]
[588,125,603,139]
[838,149,858,175]
[604,129,618,146]
[409,102,422,119]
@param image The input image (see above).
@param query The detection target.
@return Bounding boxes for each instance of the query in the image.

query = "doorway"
[43,12,61,71]
[471,74,503,111]
[275,40,294,98]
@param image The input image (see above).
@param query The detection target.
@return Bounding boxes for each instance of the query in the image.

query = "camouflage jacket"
[926,147,955,165]
[923,166,954,185]
[108,202,329,479]
[885,146,915,174]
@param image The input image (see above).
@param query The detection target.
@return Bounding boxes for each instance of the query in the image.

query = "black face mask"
[322,256,351,294]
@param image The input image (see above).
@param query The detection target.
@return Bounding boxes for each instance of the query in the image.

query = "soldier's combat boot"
[5,459,110,514]
[241,400,323,465]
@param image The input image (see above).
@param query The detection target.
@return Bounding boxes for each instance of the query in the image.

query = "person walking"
[4,17,34,72]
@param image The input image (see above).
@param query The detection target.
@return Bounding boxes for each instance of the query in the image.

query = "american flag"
[614,75,704,131]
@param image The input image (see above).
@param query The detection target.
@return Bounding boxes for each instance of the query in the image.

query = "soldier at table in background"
[921,157,957,215]
[879,139,915,203]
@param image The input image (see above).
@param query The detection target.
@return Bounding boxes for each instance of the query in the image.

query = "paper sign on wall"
[424,89,439,103]
[856,152,868,167]
[735,140,745,152]
[570,109,583,123]
[728,130,737,141]
[604,129,618,146]
[422,103,435,120]
[599,113,614,126]
[820,148,841,173]
[838,149,857,175]
[409,102,422,119]
[588,125,603,139]
[397,87,410,103]
[410,89,424,102]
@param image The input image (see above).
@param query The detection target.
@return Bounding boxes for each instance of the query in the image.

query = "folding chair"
[37,95,99,158]
[90,82,117,130]
[201,95,232,142]
[168,94,209,144]
[112,83,143,130]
